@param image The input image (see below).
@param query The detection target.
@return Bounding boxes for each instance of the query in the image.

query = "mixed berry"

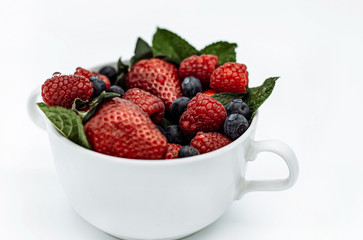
[38,28,278,160]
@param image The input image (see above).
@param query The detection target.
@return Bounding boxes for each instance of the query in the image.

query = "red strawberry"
[125,58,182,110]
[202,89,217,96]
[210,62,249,92]
[165,143,182,159]
[179,93,227,135]
[123,88,165,124]
[190,132,232,154]
[41,74,93,108]
[179,54,219,86]
[84,98,167,159]
[75,67,111,90]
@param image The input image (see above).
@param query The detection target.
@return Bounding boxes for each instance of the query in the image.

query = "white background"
[1,0,363,239]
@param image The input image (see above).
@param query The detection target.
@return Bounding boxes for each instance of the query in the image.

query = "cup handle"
[236,139,299,199]
[27,85,46,130]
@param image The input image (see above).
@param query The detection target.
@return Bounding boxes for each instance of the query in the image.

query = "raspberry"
[41,74,93,108]
[126,58,182,110]
[179,54,219,85]
[179,93,227,135]
[123,88,165,124]
[75,67,111,90]
[84,98,167,159]
[190,132,232,154]
[165,143,182,159]
[210,62,249,92]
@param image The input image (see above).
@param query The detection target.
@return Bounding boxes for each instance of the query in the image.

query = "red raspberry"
[75,67,111,90]
[202,89,217,96]
[123,88,165,124]
[126,58,182,110]
[210,62,249,92]
[179,93,227,135]
[84,98,167,159]
[190,132,232,154]
[179,54,219,86]
[165,143,182,159]
[41,74,93,108]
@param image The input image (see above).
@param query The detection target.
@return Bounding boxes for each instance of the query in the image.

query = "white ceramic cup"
[28,64,298,240]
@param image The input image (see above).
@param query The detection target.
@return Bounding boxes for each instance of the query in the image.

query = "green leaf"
[200,41,237,65]
[152,28,198,64]
[246,77,279,121]
[210,77,278,122]
[211,92,248,107]
[130,37,153,66]
[81,91,120,124]
[37,103,91,149]
[115,57,129,89]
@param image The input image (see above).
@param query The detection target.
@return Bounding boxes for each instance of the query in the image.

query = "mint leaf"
[37,103,91,149]
[211,92,248,107]
[130,37,153,66]
[152,28,198,64]
[81,91,120,124]
[115,57,129,89]
[246,77,279,120]
[210,77,278,122]
[200,41,237,64]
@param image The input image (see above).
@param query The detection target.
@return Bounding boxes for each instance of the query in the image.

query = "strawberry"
[41,74,93,109]
[210,62,249,92]
[84,98,167,159]
[179,54,219,86]
[179,93,227,135]
[75,67,111,90]
[190,132,232,154]
[125,58,182,110]
[165,143,182,159]
[123,88,165,124]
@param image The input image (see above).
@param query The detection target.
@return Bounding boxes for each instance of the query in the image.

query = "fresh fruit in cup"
[37,28,278,160]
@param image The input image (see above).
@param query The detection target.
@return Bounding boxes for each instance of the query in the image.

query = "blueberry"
[224,114,249,141]
[107,85,125,98]
[99,66,117,85]
[178,145,200,158]
[181,77,202,98]
[89,75,106,98]
[170,97,191,121]
[226,99,251,120]
[156,125,166,136]
[165,125,188,145]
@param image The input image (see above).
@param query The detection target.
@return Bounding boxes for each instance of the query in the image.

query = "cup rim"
[46,111,258,165]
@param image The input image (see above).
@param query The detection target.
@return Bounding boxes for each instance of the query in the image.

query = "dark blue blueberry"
[181,77,202,98]
[165,125,188,145]
[178,145,200,158]
[156,125,166,136]
[107,85,125,98]
[224,114,249,141]
[170,97,191,121]
[99,66,118,85]
[89,75,106,98]
[226,99,251,120]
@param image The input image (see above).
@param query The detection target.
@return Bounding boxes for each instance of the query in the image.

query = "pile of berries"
[41,54,252,160]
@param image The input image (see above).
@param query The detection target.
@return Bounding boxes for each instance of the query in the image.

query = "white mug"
[28,64,298,240]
